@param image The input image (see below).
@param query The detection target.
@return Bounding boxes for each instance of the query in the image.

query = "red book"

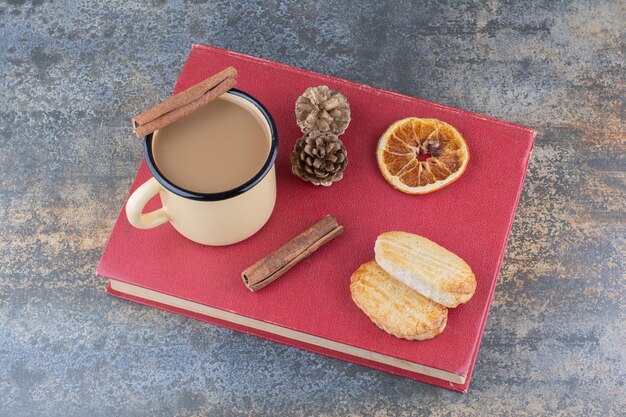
[98,44,535,392]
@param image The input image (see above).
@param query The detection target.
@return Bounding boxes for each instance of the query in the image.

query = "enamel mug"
[125,90,278,246]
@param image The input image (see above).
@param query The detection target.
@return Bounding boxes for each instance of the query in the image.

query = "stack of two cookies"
[351,232,477,340]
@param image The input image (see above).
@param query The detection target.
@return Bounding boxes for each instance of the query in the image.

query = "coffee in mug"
[152,98,270,193]
[125,90,278,246]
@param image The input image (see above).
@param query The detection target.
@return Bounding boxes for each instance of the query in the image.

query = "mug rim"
[143,88,278,202]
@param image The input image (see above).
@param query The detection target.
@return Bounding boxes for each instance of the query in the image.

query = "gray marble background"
[1,0,624,416]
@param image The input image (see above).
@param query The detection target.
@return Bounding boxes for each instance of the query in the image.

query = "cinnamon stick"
[132,66,238,138]
[242,215,344,292]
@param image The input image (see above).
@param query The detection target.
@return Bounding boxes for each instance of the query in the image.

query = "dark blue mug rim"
[143,88,278,202]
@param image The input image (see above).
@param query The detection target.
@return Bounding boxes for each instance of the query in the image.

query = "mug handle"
[125,177,170,229]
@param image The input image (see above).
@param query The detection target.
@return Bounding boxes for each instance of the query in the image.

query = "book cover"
[98,44,535,392]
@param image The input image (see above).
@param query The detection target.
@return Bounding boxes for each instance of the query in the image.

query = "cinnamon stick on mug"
[132,66,238,138]
[242,215,344,292]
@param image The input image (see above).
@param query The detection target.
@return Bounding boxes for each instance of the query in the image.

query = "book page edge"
[109,279,466,385]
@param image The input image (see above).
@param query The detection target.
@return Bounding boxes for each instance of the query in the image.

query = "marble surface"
[1,1,624,415]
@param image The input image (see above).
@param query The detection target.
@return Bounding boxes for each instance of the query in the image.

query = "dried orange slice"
[377,118,469,194]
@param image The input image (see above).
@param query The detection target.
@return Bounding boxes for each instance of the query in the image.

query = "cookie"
[375,231,476,308]
[350,260,448,340]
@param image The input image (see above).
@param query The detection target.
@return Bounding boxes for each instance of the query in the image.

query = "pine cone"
[295,85,351,135]
[291,132,348,186]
